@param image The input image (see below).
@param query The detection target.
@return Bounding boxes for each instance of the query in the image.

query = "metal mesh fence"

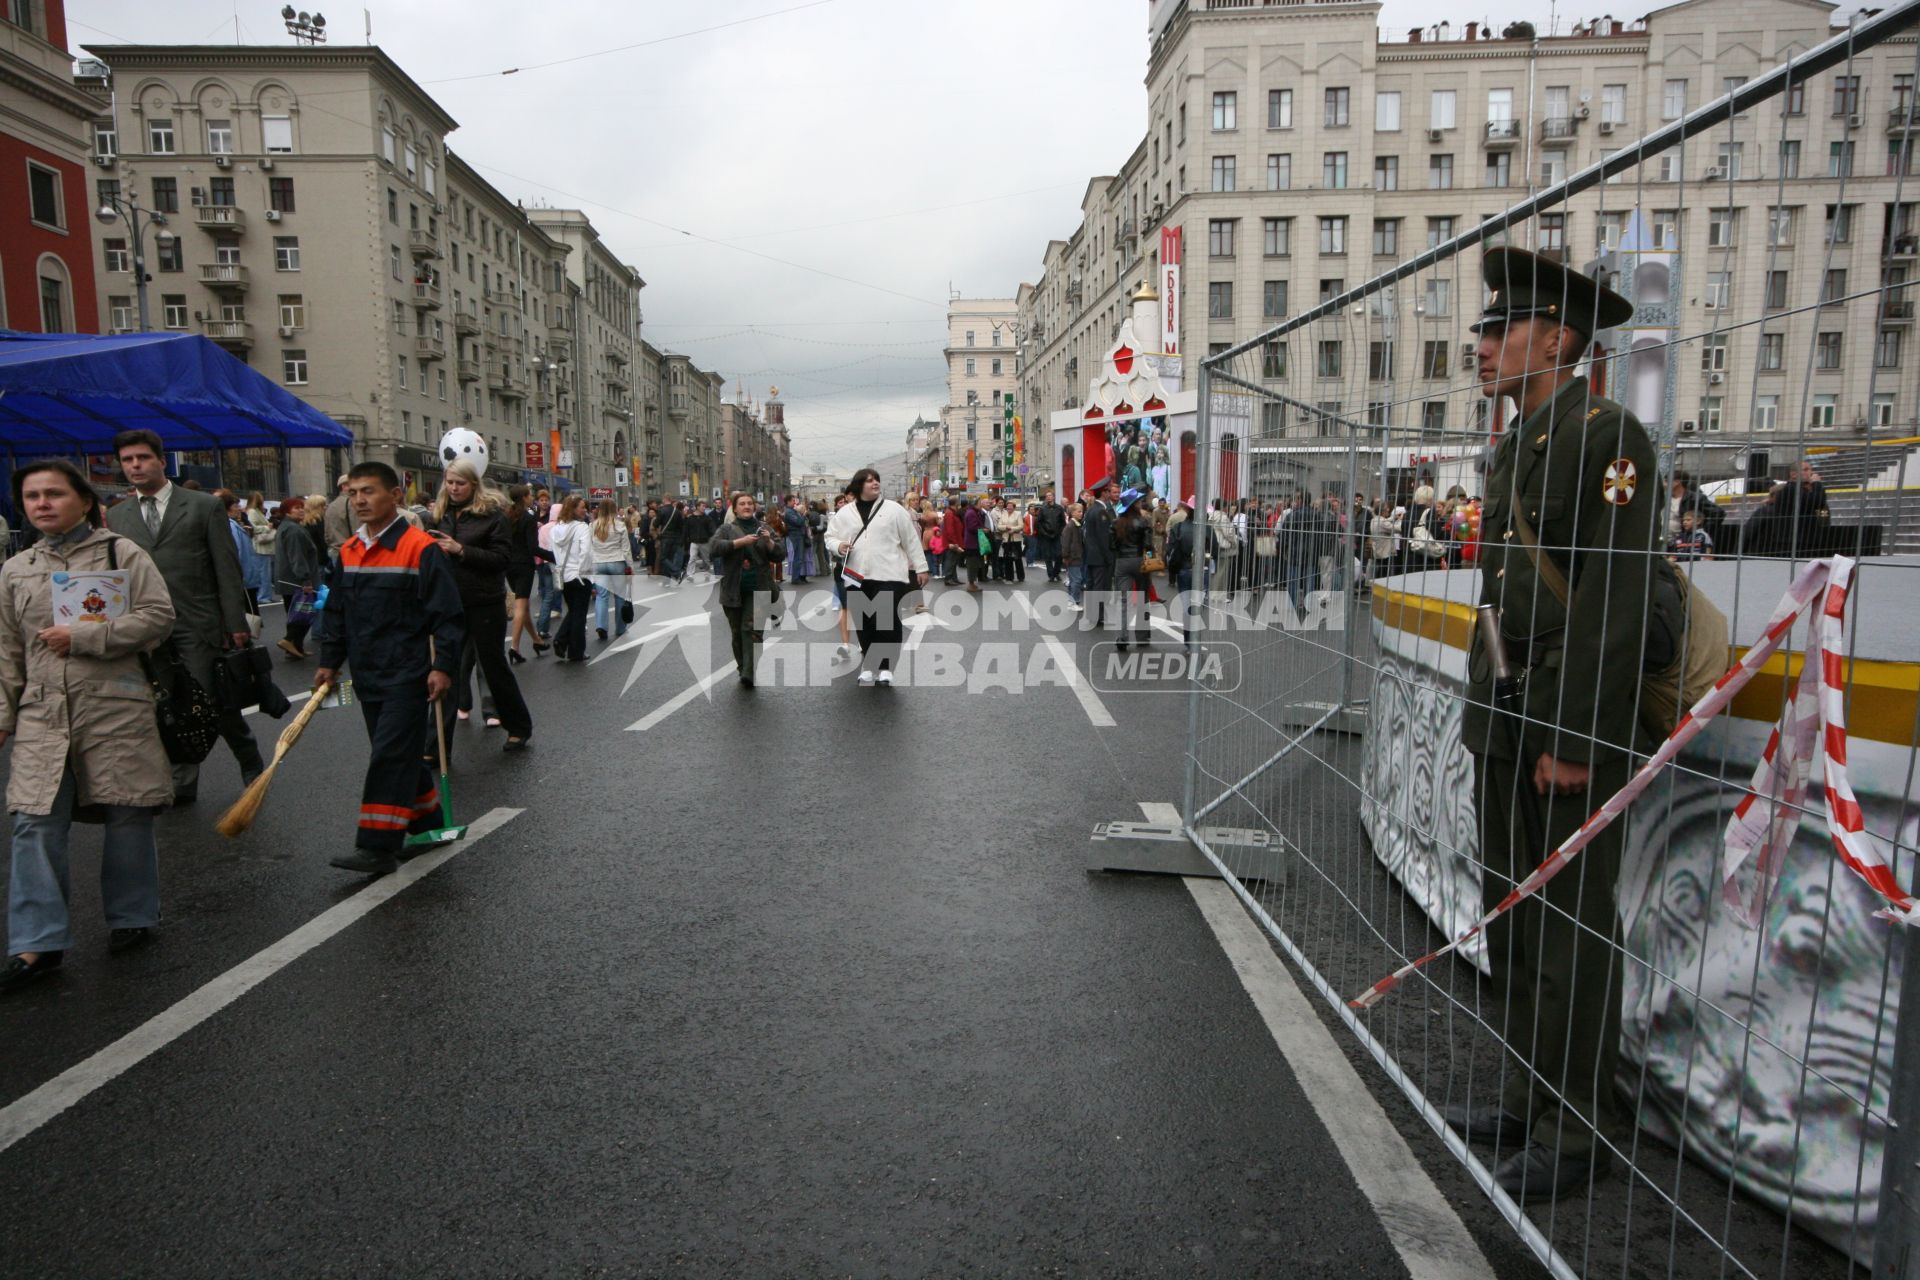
[1182,8,1920,1276]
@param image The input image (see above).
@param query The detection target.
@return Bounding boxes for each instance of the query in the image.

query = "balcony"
[457,355,481,383]
[198,263,249,293]
[201,318,253,348]
[1882,300,1915,324]
[1890,234,1920,261]
[1893,106,1918,133]
[607,345,630,366]
[605,366,631,392]
[408,228,440,259]
[194,204,246,234]
[489,363,528,398]
[411,280,441,310]
[547,335,573,362]
[484,286,515,308]
[414,333,446,360]
[1484,119,1522,147]
[453,305,480,336]
[1540,116,1578,142]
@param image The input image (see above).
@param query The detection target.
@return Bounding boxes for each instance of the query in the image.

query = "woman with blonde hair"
[427,460,532,752]
[587,499,634,642]
[548,493,593,662]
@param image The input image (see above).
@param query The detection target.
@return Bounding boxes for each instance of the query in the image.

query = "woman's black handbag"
[216,645,292,719]
[142,644,222,765]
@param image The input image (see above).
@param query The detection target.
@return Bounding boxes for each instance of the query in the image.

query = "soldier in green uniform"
[1444,248,1659,1202]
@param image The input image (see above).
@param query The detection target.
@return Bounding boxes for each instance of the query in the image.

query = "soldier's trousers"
[355,692,441,854]
[1474,749,1628,1159]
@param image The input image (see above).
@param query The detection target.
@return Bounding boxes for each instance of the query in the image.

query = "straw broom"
[215,684,331,838]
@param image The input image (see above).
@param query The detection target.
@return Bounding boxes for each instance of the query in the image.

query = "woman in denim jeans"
[1,460,177,993]
[586,499,634,641]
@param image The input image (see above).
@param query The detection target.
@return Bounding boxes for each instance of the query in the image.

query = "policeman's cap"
[1469,247,1633,338]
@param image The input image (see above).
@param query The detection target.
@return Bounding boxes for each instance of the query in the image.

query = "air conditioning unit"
[1599,120,1617,134]
[1849,113,1865,128]
[213,154,231,168]
[1705,166,1725,181]
[259,156,274,170]
[263,209,282,222]
[433,203,445,215]
[92,154,114,168]
[278,325,296,338]
[1709,371,1725,384]
[1577,104,1591,119]
[1426,127,1445,142]
[1680,419,1698,433]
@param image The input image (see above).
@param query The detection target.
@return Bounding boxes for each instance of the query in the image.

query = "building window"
[1429,154,1453,189]
[1319,216,1347,255]
[1262,279,1288,318]
[1323,151,1348,188]
[1421,340,1449,379]
[1700,335,1728,371]
[1891,139,1917,177]
[437,368,448,400]
[403,144,417,179]
[1705,271,1730,309]
[1539,152,1567,188]
[1211,155,1235,191]
[1816,331,1843,369]
[1427,216,1455,248]
[1209,218,1236,257]
[1779,140,1802,178]
[26,163,62,229]
[156,238,182,273]
[1422,277,1451,317]
[1834,75,1862,118]
[1368,341,1394,381]
[1486,152,1512,187]
[964,357,976,376]
[147,118,175,154]
[1212,91,1236,130]
[102,238,129,273]
[1759,332,1785,369]
[107,295,134,332]
[990,357,1002,376]
[1873,392,1897,426]
[1324,87,1350,128]
[1753,395,1779,431]
[1430,89,1456,130]
[1707,208,1736,248]
[1600,84,1626,125]
[1538,213,1566,252]
[283,350,308,384]
[1663,79,1688,120]
[1374,155,1398,190]
[1376,91,1401,131]
[1261,341,1288,380]
[1821,268,1848,306]
[1764,271,1790,310]
[1268,89,1293,129]
[209,177,235,207]
[161,294,188,329]
[390,244,403,281]
[1373,218,1399,256]
[1784,80,1806,116]
[387,189,398,223]
[263,114,294,154]
[1316,339,1343,378]
[1877,328,1902,368]
[206,119,233,154]
[275,237,302,271]
[269,177,296,213]
[965,330,975,346]
[1319,278,1344,303]
[1768,207,1796,247]
[1811,394,1838,429]
[1715,141,1743,179]
[1208,281,1234,319]
[1830,141,1855,177]
[1421,401,1447,432]
[397,357,407,390]
[278,294,305,329]
[92,122,116,158]
[150,176,178,213]
[1266,153,1291,190]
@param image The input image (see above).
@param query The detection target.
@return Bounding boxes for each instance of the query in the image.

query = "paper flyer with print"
[50,572,128,625]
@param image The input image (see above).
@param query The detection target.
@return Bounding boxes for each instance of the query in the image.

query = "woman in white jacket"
[823,468,928,687]
[547,494,593,662]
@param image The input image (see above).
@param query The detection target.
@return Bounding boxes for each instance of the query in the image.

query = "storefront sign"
[524,441,546,470]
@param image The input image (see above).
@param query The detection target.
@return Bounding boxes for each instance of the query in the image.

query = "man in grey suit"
[107,430,264,802]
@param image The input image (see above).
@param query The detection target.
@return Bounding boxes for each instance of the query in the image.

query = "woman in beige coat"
[0,459,176,994]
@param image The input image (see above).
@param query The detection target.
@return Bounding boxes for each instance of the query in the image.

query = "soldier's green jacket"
[1463,377,1662,768]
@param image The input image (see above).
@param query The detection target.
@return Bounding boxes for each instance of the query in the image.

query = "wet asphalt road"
[0,574,1540,1277]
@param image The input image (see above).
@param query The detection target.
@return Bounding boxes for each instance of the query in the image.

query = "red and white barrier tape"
[1351,556,1909,1011]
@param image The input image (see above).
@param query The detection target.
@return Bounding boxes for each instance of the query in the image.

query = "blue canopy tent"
[0,330,353,453]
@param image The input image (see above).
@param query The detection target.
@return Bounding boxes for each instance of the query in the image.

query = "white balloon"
[438,426,490,471]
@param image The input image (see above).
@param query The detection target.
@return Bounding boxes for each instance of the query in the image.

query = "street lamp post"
[95,190,173,333]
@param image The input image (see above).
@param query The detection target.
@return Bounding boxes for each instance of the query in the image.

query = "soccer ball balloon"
[439,427,489,472]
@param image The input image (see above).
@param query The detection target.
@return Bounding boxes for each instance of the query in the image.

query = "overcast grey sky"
[69,0,1646,473]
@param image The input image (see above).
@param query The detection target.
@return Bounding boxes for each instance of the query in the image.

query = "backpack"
[1513,507,1730,742]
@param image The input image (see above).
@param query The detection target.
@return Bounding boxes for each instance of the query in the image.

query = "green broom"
[405,640,468,848]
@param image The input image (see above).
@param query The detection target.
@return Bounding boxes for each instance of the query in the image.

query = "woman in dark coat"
[428,461,532,753]
[272,495,322,659]
[504,484,543,661]
[1111,489,1154,650]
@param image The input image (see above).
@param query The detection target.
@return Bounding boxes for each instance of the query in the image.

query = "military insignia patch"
[1602,458,1638,505]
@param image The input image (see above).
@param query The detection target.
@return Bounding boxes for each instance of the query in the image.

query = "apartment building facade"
[718,390,790,500]
[80,44,635,495]
[2,0,100,334]
[1019,0,1920,480]
[660,352,726,501]
[529,208,642,491]
[940,297,1019,488]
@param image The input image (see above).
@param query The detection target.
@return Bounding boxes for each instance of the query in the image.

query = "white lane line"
[1040,633,1115,728]
[0,806,524,1159]
[1184,876,1492,1280]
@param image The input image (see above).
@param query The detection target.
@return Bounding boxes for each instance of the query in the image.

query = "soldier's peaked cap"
[1470,247,1633,337]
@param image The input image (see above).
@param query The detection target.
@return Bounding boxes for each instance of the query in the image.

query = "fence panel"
[1184,10,1920,1276]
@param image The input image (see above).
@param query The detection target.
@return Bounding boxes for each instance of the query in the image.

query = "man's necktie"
[142,496,159,536]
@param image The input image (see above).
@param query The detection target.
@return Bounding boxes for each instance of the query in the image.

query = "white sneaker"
[835,642,853,660]
[876,668,894,686]
[857,669,876,686]
[1069,602,1083,612]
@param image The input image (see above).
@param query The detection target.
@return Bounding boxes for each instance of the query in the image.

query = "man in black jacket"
[1081,478,1117,629]
[1163,501,1215,647]
[1033,488,1068,582]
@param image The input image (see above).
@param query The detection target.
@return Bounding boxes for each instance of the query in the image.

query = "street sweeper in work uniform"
[313,461,465,877]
